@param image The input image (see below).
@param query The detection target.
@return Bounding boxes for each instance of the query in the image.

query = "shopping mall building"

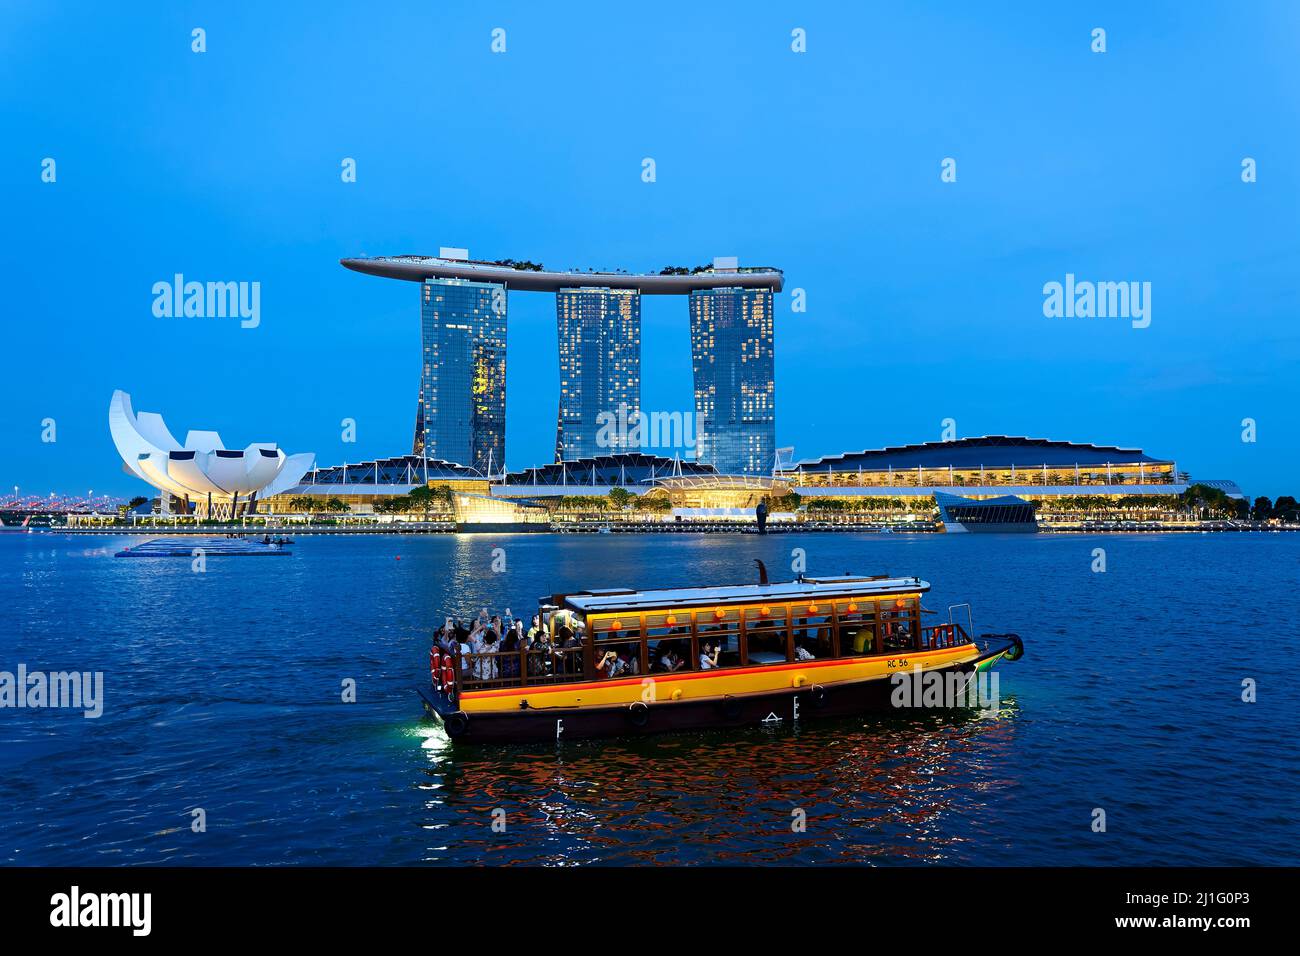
[259,437,1241,522]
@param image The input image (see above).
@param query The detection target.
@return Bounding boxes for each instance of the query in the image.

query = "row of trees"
[373,484,454,517]
[554,488,672,513]
[287,495,351,515]
[658,264,721,275]
[1250,495,1299,521]
[285,485,458,519]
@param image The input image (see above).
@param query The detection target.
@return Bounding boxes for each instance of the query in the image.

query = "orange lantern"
[714,609,726,620]
[807,603,819,614]
[665,614,677,627]
[759,606,771,618]
[846,602,858,614]
[894,598,907,609]
[609,619,623,631]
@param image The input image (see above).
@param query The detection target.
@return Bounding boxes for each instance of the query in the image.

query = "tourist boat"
[419,569,1024,744]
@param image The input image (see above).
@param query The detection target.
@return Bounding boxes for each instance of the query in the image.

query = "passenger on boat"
[794,644,816,661]
[700,642,721,669]
[595,649,619,677]
[501,629,521,679]
[472,629,500,681]
[883,620,912,651]
[529,631,555,677]
[491,613,514,639]
[609,648,638,678]
[433,617,454,647]
[650,641,684,671]
[562,629,585,673]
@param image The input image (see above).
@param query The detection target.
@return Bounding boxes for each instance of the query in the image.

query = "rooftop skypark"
[340,252,784,294]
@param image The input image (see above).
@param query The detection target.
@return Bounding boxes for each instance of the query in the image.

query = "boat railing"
[458,646,587,691]
[921,623,969,650]
[524,646,586,684]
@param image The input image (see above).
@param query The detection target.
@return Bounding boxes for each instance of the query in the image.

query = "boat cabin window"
[696,607,742,668]
[591,615,642,679]
[791,604,834,660]
[645,611,693,673]
[742,605,789,664]
[836,599,877,656]
[879,597,919,652]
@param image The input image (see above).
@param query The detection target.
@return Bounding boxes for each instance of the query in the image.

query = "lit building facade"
[783,437,1179,492]
[419,278,507,473]
[689,287,776,476]
[555,288,641,461]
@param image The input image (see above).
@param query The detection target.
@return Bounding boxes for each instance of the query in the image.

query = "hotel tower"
[688,287,776,476]
[415,277,507,473]
[555,288,642,461]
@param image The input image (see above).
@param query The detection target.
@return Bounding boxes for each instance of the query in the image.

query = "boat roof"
[558,575,929,614]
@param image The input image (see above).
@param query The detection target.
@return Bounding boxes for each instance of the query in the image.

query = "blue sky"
[3,1,1298,499]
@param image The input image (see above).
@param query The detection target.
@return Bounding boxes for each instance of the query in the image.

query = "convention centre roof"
[785,436,1170,473]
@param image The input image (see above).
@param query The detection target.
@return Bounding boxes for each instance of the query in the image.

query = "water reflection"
[415,703,1020,865]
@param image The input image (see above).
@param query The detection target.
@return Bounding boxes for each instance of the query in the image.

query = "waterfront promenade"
[35,519,1299,535]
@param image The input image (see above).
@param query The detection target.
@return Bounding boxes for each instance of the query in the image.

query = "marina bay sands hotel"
[340,251,782,476]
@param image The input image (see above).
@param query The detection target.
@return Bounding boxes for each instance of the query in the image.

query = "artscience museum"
[108,390,314,519]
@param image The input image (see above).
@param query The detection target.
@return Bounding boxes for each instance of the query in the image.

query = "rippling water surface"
[1,531,1297,865]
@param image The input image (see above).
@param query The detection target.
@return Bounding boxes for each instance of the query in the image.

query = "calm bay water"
[1,531,1297,866]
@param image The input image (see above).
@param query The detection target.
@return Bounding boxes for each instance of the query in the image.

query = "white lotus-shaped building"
[109,390,314,518]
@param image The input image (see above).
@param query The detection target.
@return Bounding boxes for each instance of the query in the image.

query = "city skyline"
[3,2,1298,498]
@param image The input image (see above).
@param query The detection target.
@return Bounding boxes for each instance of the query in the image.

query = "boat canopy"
[557,575,929,616]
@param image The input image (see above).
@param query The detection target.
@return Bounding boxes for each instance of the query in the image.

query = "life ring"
[443,711,469,737]
[1003,635,1025,661]
[627,701,650,727]
[809,684,828,708]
